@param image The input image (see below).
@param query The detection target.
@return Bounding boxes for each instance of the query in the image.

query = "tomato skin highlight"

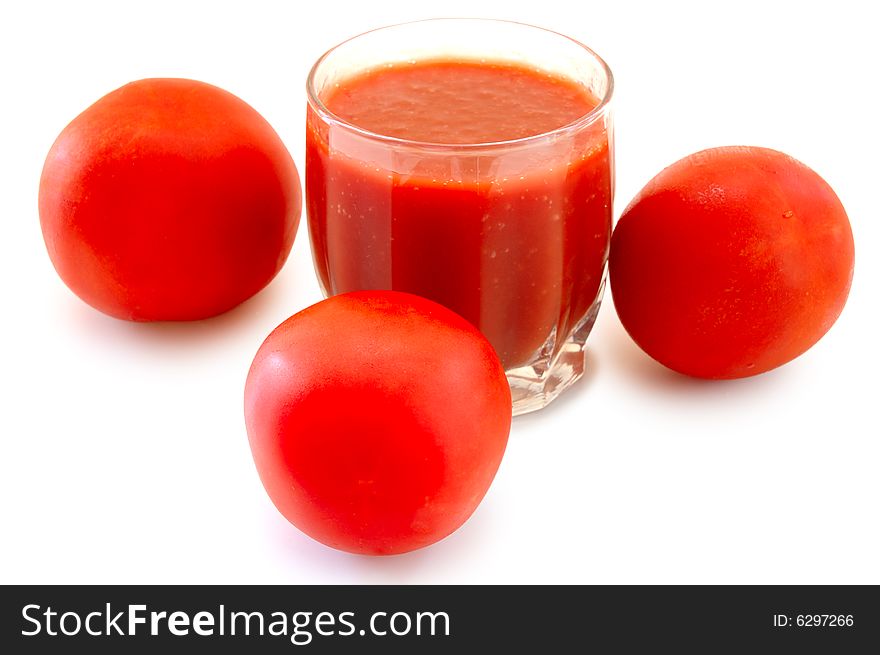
[244,291,512,555]
[39,78,301,321]
[609,146,854,379]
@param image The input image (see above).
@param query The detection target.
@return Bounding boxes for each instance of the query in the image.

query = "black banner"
[2,585,877,652]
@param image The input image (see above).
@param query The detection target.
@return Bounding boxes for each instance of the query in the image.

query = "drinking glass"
[306,19,614,415]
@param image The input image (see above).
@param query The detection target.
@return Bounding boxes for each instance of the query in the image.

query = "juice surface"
[307,59,612,369]
[324,60,597,144]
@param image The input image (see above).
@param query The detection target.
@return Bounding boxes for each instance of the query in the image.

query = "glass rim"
[305,18,614,152]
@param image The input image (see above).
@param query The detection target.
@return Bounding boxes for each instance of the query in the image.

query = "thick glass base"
[507,285,604,416]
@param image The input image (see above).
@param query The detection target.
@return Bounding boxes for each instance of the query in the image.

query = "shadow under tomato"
[265,495,504,583]
[602,308,791,398]
[62,266,316,354]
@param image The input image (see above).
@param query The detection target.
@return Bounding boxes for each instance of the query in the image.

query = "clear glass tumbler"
[306,19,614,415]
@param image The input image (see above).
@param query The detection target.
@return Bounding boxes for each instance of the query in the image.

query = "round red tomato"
[609,146,854,379]
[244,291,512,555]
[39,78,301,321]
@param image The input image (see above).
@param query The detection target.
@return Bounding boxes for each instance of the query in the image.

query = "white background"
[1,0,877,584]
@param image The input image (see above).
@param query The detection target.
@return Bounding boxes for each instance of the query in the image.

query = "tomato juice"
[306,56,612,375]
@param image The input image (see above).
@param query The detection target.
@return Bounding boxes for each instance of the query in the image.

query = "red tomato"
[39,78,301,321]
[244,291,512,555]
[609,146,854,379]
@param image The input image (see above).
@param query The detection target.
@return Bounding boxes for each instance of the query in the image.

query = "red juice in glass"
[306,20,614,414]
